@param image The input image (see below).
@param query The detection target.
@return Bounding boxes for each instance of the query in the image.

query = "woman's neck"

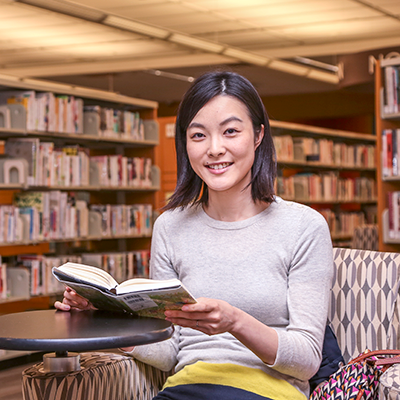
[204,189,269,222]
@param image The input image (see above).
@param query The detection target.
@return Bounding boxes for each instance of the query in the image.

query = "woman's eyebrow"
[188,122,205,129]
[188,116,243,130]
[220,116,243,126]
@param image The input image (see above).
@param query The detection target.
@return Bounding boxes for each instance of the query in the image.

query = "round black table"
[0,309,174,371]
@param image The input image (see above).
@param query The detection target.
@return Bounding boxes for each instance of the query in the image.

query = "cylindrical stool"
[22,352,171,400]
[379,363,400,399]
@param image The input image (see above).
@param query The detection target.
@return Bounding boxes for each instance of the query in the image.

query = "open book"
[52,262,196,319]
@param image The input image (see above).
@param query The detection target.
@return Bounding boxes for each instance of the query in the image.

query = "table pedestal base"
[43,351,80,372]
[22,352,171,400]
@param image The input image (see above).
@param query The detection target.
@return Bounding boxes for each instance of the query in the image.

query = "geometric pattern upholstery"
[351,224,379,251]
[22,352,171,400]
[379,363,400,400]
[329,248,400,363]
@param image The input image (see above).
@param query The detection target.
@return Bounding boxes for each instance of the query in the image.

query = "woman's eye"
[225,128,237,135]
[191,132,205,139]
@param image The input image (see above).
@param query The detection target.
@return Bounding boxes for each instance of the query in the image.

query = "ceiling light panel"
[245,8,381,27]
[0,19,118,41]
[15,0,106,21]
[103,15,170,39]
[275,17,398,40]
[103,2,194,22]
[223,48,269,65]
[169,33,224,53]
[267,60,310,76]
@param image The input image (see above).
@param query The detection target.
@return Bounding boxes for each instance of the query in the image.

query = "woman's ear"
[255,124,265,149]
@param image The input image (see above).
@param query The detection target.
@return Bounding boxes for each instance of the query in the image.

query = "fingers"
[181,297,212,313]
[120,346,135,353]
[53,287,95,311]
[165,298,236,335]
[54,300,70,311]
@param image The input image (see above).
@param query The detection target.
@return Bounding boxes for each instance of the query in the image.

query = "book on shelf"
[0,262,7,299]
[382,128,400,177]
[5,138,40,186]
[52,262,196,319]
[81,250,150,282]
[387,191,400,240]
[383,64,400,115]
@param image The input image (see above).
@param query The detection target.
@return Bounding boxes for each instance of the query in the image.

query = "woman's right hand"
[54,286,97,311]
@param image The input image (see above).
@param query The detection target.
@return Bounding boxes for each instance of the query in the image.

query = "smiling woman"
[165,71,276,216]
[185,95,264,219]
[55,70,334,400]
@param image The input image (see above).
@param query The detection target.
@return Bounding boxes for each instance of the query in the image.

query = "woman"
[56,70,333,400]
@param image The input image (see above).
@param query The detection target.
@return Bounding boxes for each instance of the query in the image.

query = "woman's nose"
[207,137,225,157]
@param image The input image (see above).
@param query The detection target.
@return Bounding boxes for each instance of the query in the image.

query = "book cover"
[52,262,196,319]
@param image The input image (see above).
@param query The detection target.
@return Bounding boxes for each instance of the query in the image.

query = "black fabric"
[153,384,273,400]
[309,324,344,393]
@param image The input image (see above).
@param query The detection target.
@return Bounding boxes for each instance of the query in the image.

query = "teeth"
[208,163,230,170]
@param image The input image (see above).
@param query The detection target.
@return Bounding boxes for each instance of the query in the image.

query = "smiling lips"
[206,162,232,170]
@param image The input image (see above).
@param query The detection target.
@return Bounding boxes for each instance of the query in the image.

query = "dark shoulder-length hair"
[164,70,277,211]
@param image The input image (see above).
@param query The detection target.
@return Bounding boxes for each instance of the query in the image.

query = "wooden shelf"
[0,127,159,147]
[375,57,400,251]
[0,184,160,192]
[278,159,376,171]
[284,198,377,205]
[0,74,158,110]
[270,120,376,143]
[0,233,152,247]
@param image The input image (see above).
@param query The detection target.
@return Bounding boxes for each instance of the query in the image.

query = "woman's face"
[186,95,263,196]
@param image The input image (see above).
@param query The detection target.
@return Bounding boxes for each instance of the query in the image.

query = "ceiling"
[0,0,400,104]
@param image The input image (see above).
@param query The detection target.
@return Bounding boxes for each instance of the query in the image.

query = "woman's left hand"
[164,297,239,335]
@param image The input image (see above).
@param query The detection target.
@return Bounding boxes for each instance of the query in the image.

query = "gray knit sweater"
[131,196,333,397]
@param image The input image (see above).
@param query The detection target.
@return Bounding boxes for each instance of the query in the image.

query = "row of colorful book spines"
[383,65,400,112]
[89,155,152,188]
[5,93,84,133]
[320,211,366,234]
[86,250,150,283]
[1,250,151,298]
[0,202,153,243]
[94,108,144,137]
[36,154,151,188]
[274,135,375,152]
[274,145,375,167]
[276,178,376,200]
[277,175,376,187]
[4,139,152,187]
[381,128,400,177]
[4,93,145,136]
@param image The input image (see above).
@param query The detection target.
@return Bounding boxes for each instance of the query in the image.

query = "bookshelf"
[0,75,159,314]
[375,56,400,251]
[271,120,377,246]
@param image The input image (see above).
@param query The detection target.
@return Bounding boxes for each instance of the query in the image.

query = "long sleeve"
[270,204,333,380]
[130,326,180,371]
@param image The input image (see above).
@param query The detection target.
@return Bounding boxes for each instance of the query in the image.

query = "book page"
[116,278,182,294]
[56,262,118,290]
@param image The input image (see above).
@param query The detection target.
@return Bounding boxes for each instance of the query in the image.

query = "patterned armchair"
[329,247,400,363]
[22,247,400,400]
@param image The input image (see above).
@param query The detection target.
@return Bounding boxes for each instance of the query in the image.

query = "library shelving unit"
[156,116,377,247]
[271,120,377,246]
[375,56,400,252]
[0,74,160,316]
